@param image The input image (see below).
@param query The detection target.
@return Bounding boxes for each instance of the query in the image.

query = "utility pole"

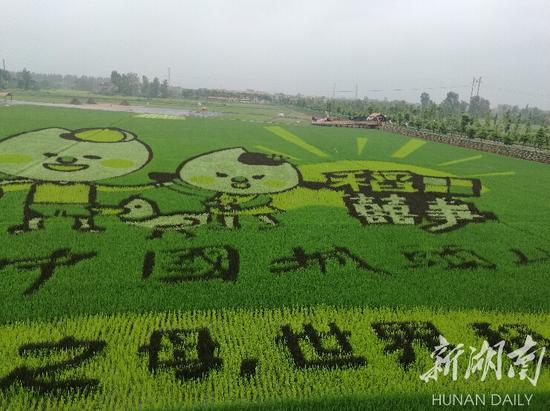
[355,82,358,99]
[167,67,171,85]
[470,77,482,98]
[332,82,336,99]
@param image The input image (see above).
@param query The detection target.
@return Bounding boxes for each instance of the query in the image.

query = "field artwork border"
[0,119,546,411]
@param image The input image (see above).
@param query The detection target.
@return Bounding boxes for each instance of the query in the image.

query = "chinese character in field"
[507,335,546,386]
[0,336,106,393]
[139,328,222,380]
[0,249,96,295]
[277,322,366,369]
[142,245,239,282]
[269,246,389,275]
[324,170,369,193]
[422,176,481,197]
[420,336,464,382]
[346,194,386,224]
[423,197,494,233]
[372,321,441,368]
[368,171,417,193]
[345,194,418,226]
[511,247,550,266]
[403,245,496,270]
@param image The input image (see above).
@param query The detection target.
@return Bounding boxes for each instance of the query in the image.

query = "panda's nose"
[231,176,248,183]
[57,156,78,164]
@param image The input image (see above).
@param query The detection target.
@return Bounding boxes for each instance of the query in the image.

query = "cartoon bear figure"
[169,147,301,228]
[0,127,155,233]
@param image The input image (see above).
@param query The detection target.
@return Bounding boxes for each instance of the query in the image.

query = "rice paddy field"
[0,104,549,410]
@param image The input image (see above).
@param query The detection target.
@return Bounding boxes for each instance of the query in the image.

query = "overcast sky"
[1,0,549,108]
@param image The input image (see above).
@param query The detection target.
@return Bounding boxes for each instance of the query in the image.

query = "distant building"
[367,113,386,122]
[311,116,381,129]
[99,81,115,94]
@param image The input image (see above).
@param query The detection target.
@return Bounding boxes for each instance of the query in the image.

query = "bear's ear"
[148,172,177,183]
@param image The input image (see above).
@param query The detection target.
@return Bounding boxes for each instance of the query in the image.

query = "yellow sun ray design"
[254,145,301,161]
[391,139,426,159]
[264,126,328,158]
[356,137,368,155]
[438,155,483,167]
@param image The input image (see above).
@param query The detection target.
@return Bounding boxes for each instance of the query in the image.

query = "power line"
[487,86,550,102]
[362,84,471,93]
[317,84,471,97]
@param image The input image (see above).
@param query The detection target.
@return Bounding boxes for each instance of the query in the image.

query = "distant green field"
[0,105,549,410]
[7,89,313,122]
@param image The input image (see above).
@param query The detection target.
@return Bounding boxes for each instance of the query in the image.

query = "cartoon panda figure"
[171,147,301,228]
[0,127,156,233]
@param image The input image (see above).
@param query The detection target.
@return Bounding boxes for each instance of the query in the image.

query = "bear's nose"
[231,176,248,183]
[57,156,78,164]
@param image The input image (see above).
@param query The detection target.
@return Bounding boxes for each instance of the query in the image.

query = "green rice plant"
[0,306,548,410]
[0,105,548,410]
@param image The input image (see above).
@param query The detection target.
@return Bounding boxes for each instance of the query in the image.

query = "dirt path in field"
[6,100,221,118]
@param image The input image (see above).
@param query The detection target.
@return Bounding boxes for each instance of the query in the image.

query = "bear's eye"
[43,152,57,157]
[216,172,228,178]
[83,155,102,160]
[252,175,265,180]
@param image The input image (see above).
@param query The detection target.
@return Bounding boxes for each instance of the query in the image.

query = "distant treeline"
[0,68,106,93]
[286,92,549,148]
[0,68,273,101]
[0,68,548,148]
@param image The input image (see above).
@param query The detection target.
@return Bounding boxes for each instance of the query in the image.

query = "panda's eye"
[252,175,265,180]
[83,155,102,160]
[216,172,228,177]
[43,152,57,157]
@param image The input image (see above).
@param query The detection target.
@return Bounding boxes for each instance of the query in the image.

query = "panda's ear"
[148,172,177,183]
